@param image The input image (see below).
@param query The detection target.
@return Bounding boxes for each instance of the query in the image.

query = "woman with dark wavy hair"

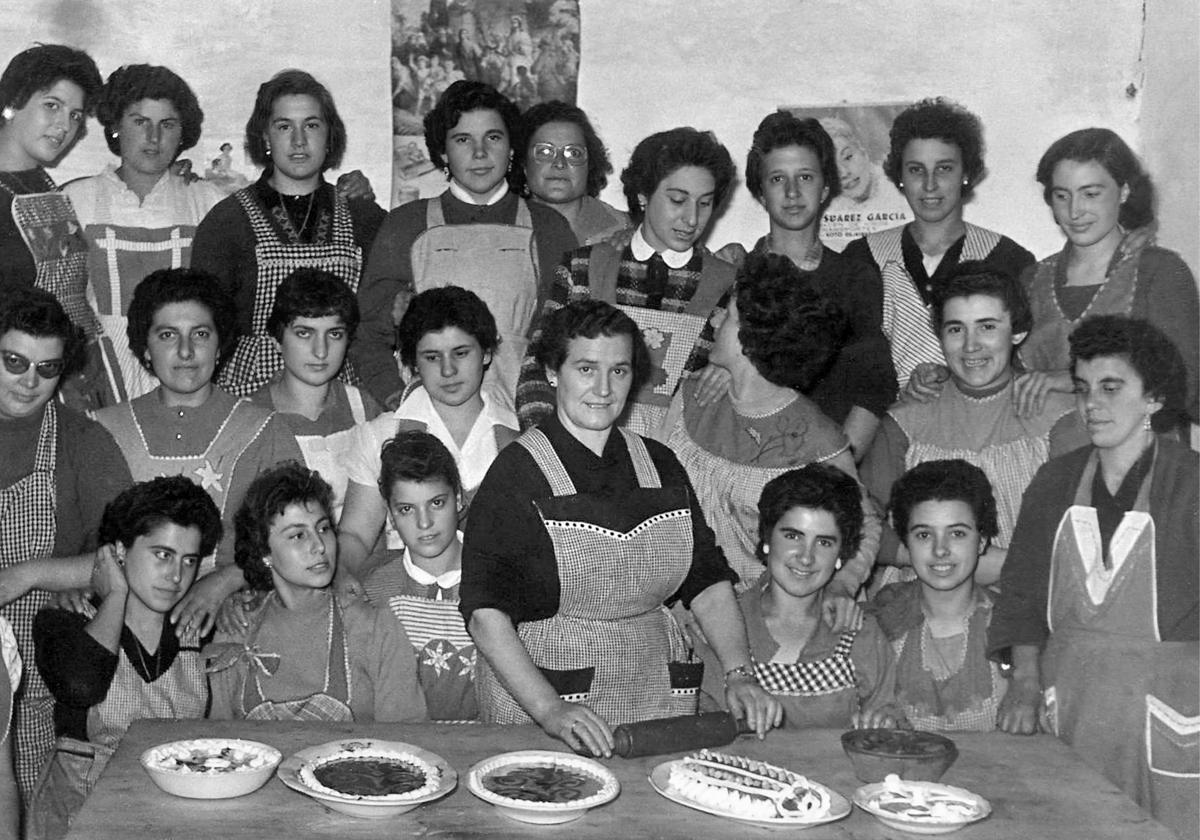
[659,252,880,626]
[192,69,385,398]
[63,63,225,403]
[518,100,628,245]
[1014,128,1198,425]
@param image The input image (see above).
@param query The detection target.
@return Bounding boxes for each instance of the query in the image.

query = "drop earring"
[1143,413,1153,431]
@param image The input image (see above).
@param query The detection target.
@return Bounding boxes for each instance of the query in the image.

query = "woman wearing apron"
[841,98,1034,391]
[63,63,225,403]
[1014,128,1198,426]
[91,269,302,640]
[353,80,577,411]
[516,127,738,437]
[462,301,781,759]
[0,289,132,802]
[659,253,879,621]
[207,463,425,723]
[29,477,220,840]
[990,315,1198,839]
[0,44,109,411]
[191,69,385,398]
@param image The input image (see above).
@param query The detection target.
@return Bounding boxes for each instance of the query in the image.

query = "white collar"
[447,178,509,206]
[401,532,464,590]
[631,225,693,268]
[394,384,518,437]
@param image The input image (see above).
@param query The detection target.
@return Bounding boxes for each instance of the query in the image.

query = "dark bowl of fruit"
[841,729,958,783]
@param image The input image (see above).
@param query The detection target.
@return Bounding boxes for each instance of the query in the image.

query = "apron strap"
[427,195,446,228]
[233,187,275,240]
[516,429,577,496]
[345,385,366,424]
[33,401,58,473]
[619,429,662,489]
[514,198,533,229]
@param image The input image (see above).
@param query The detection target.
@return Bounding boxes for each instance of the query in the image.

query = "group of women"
[0,39,1196,840]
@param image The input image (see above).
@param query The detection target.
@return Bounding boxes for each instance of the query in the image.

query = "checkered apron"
[216,187,362,396]
[237,593,354,722]
[410,197,540,410]
[0,403,58,802]
[753,631,858,697]
[478,429,700,726]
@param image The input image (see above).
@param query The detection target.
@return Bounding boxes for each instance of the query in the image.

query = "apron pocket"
[28,736,114,840]
[1146,694,1200,778]
[668,660,704,697]
[538,666,595,703]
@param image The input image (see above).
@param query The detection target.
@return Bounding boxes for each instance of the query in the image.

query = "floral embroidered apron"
[478,428,702,726]
[0,403,58,801]
[410,196,540,411]
[217,187,362,396]
[1042,452,1199,839]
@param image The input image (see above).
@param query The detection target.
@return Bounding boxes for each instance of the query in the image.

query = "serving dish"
[841,728,958,782]
[140,738,281,799]
[466,749,619,825]
[278,739,456,819]
[853,774,991,834]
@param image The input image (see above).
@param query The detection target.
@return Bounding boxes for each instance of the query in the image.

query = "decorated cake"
[862,774,986,823]
[300,749,440,800]
[667,750,831,821]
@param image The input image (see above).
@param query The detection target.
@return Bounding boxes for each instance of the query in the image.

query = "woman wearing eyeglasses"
[518,101,628,246]
[0,288,132,801]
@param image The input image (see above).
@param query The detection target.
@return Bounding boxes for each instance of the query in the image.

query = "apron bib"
[237,593,354,722]
[478,429,703,726]
[1042,451,1198,839]
[294,386,367,522]
[217,188,362,396]
[0,404,58,801]
[410,196,539,411]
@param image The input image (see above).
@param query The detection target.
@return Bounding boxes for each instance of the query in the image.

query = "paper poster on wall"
[390,0,581,208]
[783,103,912,252]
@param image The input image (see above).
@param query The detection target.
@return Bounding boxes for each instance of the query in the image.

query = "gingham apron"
[217,187,362,396]
[1042,450,1199,839]
[410,196,540,411]
[93,396,273,576]
[28,625,206,840]
[0,403,57,801]
[478,428,702,726]
[754,631,858,697]
[293,385,367,522]
[237,593,354,722]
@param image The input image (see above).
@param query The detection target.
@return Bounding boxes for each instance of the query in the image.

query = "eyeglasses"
[530,143,588,166]
[2,350,64,380]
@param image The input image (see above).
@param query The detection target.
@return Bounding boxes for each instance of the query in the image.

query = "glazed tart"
[300,749,440,801]
[667,749,831,820]
[468,750,619,814]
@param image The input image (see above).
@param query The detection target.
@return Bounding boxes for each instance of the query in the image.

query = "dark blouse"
[34,607,191,740]
[0,168,58,293]
[459,413,737,626]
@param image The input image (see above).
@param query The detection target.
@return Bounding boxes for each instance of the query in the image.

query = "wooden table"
[67,719,1175,839]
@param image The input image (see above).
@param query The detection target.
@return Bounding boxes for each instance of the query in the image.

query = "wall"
[3,0,1193,269]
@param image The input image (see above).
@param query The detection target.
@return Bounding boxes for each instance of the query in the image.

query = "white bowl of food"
[140,738,281,799]
[853,773,991,835]
[467,750,619,825]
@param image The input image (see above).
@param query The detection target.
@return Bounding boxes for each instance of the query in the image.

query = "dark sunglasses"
[2,350,65,379]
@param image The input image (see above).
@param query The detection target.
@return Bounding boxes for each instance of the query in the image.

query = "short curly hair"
[95,64,204,158]
[423,80,520,173]
[517,100,613,198]
[266,268,359,343]
[889,459,999,551]
[99,475,222,559]
[234,461,334,592]
[0,43,101,122]
[0,286,86,379]
[745,112,839,210]
[930,261,1032,336]
[126,268,240,375]
[1035,128,1155,230]
[757,463,864,562]
[731,252,848,391]
[378,429,463,501]
[244,69,347,172]
[1069,314,1187,433]
[397,286,499,369]
[531,299,651,395]
[621,127,736,225]
[883,97,987,197]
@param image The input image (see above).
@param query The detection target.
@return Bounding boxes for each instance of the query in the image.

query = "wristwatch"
[724,664,755,685]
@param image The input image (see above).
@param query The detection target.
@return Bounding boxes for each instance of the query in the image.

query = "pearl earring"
[1143,413,1153,431]
[1,107,13,121]
[897,182,904,189]
[762,544,770,555]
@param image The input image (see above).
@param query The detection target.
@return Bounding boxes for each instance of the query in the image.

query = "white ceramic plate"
[278,739,456,819]
[648,760,850,830]
[140,738,281,799]
[466,749,619,825]
[853,778,991,835]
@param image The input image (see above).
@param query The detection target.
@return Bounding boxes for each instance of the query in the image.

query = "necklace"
[130,629,163,679]
[277,190,317,241]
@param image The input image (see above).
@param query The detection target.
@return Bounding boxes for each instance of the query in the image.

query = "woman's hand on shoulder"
[821,589,864,633]
[724,675,783,738]
[214,590,265,637]
[535,699,614,758]
[901,363,949,403]
[692,364,731,407]
[48,588,97,619]
[172,567,242,638]
[336,169,376,203]
[1012,370,1073,419]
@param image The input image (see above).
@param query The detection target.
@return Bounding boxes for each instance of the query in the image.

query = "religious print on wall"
[389,0,581,208]
[783,103,913,252]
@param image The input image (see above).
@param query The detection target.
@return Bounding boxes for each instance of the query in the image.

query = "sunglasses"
[530,142,588,166]
[2,350,65,380]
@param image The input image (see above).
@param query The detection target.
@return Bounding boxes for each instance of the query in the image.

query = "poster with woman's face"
[784,103,912,251]
[390,0,581,208]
